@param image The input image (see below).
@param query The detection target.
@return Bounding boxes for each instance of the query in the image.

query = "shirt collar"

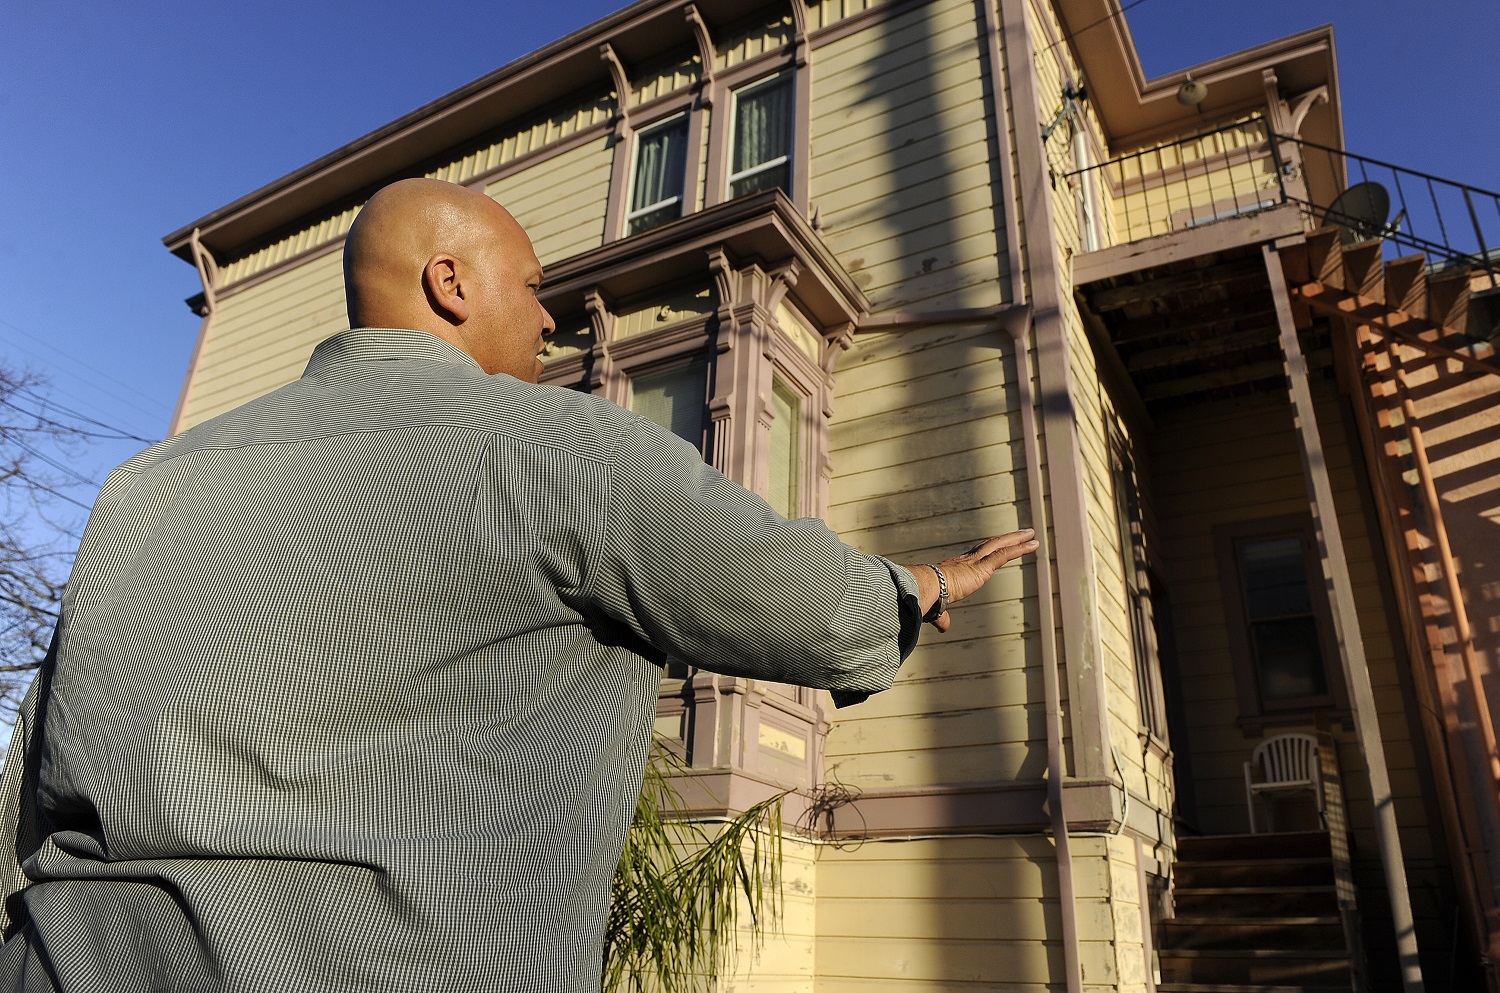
[302,328,485,378]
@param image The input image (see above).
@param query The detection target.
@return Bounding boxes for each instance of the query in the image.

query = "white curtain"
[629,118,689,234]
[730,78,791,198]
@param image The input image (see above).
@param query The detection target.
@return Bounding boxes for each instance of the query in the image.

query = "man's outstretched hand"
[906,529,1039,633]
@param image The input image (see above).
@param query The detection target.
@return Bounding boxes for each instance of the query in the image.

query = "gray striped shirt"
[0,329,919,992]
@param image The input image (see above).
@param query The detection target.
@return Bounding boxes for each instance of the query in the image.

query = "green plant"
[602,742,788,993]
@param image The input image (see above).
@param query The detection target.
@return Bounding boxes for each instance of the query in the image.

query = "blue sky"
[1,0,1495,517]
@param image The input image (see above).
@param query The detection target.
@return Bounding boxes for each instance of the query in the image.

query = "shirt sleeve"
[578,411,922,705]
[0,640,52,937]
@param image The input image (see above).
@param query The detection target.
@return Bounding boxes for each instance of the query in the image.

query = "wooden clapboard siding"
[217,206,359,288]
[630,49,699,105]
[814,838,1081,991]
[1027,0,1172,846]
[483,136,613,265]
[212,93,613,292]
[717,8,794,70]
[722,838,817,989]
[809,0,1006,313]
[824,325,1040,792]
[178,248,347,431]
[427,91,615,187]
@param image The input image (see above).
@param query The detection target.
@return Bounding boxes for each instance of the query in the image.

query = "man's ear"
[423,254,469,325]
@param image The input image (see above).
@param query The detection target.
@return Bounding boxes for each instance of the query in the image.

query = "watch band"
[922,564,949,622]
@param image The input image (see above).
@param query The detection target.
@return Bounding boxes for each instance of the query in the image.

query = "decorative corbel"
[820,322,855,374]
[584,288,626,405]
[189,227,220,315]
[684,5,716,88]
[707,247,738,315]
[764,259,802,315]
[788,0,809,68]
[584,288,615,344]
[600,44,632,138]
[1287,86,1330,140]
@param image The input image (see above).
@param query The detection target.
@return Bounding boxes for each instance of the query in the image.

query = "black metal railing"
[1064,114,1287,247]
[1065,116,1500,291]
[1281,134,1499,289]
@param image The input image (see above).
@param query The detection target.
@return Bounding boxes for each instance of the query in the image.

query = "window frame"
[1109,431,1169,745]
[725,72,794,203]
[624,111,692,237]
[1215,514,1349,729]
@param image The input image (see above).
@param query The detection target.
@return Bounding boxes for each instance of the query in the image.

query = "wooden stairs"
[1275,227,1498,376]
[1157,832,1354,993]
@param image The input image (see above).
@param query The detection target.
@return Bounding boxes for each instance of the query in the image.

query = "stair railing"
[1282,133,1500,291]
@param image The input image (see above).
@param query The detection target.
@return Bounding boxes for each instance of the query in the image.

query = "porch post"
[1264,244,1425,993]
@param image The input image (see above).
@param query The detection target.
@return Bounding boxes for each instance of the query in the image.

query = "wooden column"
[1264,244,1425,993]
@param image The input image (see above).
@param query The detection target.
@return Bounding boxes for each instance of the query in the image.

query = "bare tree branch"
[0,365,93,714]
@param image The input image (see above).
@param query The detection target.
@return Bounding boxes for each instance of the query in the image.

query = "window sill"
[1236,707,1351,740]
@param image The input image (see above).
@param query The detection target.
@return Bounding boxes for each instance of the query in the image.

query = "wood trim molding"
[803,776,1127,838]
[170,230,220,437]
[208,121,612,302]
[998,0,1111,784]
[538,189,867,330]
[978,0,1025,305]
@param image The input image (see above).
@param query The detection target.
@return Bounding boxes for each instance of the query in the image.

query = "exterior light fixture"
[1176,77,1208,106]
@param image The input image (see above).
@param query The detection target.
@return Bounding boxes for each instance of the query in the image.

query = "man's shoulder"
[136,370,636,472]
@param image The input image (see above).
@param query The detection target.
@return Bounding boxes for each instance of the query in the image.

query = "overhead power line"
[0,315,172,413]
[7,387,157,444]
[1038,0,1156,63]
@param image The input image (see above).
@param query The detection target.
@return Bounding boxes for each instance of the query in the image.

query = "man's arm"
[579,413,1035,699]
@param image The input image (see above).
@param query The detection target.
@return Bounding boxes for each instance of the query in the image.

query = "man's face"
[462,204,555,382]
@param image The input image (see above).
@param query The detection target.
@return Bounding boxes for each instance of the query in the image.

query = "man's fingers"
[969,529,1037,563]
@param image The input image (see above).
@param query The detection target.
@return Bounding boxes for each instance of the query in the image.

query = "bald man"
[0,179,1035,992]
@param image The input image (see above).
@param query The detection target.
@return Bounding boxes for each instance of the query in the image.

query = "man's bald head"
[344,178,554,381]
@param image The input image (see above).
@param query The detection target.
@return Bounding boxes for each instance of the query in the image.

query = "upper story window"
[627,114,690,237]
[728,75,792,200]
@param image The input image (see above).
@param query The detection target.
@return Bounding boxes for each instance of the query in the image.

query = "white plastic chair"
[1243,732,1324,833]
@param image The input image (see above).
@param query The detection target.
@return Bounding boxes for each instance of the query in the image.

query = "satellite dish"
[1324,181,1391,245]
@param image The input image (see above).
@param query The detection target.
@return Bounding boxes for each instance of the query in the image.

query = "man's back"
[0,329,913,992]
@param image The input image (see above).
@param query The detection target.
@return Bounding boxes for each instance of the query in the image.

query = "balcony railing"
[1065,116,1500,291]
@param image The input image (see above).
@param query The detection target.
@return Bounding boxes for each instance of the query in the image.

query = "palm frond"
[603,740,788,993]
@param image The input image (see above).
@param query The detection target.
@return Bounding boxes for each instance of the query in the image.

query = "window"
[626,115,690,237]
[1217,516,1342,720]
[629,358,709,453]
[1111,437,1167,740]
[1235,536,1330,703]
[728,75,792,200]
[766,378,801,519]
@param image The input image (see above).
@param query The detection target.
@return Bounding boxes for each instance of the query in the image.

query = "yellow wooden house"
[164,0,1500,990]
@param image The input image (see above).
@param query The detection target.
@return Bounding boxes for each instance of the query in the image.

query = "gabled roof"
[162,0,766,264]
